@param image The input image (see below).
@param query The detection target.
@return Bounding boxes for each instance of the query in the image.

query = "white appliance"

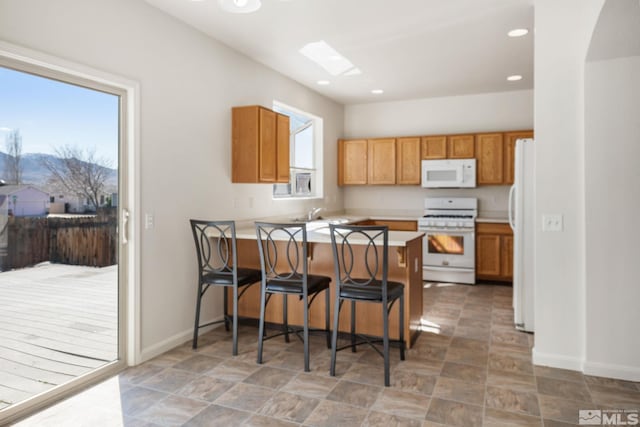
[508,138,535,332]
[421,159,476,188]
[418,197,477,284]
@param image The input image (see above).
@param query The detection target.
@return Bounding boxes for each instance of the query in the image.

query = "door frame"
[0,40,141,423]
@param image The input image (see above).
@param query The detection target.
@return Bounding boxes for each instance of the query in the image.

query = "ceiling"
[144,0,534,105]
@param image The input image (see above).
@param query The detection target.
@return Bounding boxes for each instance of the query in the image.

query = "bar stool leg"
[350,300,357,352]
[383,301,390,387]
[257,285,267,364]
[330,299,342,377]
[303,294,310,372]
[223,287,230,332]
[192,282,203,349]
[232,285,239,356]
[399,295,405,361]
[283,295,290,343]
[325,288,331,348]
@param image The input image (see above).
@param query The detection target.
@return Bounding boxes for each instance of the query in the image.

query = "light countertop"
[476,210,509,223]
[476,217,510,224]
[235,215,424,247]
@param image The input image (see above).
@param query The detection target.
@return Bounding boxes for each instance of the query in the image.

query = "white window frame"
[272,100,323,200]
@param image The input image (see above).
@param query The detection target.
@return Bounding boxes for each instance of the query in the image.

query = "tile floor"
[12,283,640,426]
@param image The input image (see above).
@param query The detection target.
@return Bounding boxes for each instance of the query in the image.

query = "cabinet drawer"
[476,222,512,235]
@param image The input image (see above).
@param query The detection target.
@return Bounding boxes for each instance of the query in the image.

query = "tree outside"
[3,129,23,185]
[40,144,114,211]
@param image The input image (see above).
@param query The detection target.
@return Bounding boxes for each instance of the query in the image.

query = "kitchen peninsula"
[230,218,424,348]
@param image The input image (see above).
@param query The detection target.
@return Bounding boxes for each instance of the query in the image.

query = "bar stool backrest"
[190,219,238,282]
[255,222,309,284]
[329,224,389,298]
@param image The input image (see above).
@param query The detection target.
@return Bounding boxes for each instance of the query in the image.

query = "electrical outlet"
[542,214,563,232]
[145,213,154,230]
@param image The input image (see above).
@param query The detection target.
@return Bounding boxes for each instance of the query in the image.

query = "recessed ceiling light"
[371,89,384,94]
[299,40,357,76]
[507,75,523,82]
[218,0,261,14]
[508,28,529,37]
[317,80,330,85]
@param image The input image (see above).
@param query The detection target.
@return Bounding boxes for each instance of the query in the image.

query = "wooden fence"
[0,209,117,271]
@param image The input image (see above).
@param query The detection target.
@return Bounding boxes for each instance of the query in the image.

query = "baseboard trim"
[139,316,224,363]
[583,360,640,382]
[532,347,585,372]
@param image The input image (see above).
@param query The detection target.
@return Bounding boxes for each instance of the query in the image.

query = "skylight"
[299,40,358,76]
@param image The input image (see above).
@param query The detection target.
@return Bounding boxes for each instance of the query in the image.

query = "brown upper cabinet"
[448,134,475,158]
[338,139,368,185]
[276,113,291,183]
[339,129,532,187]
[421,136,447,159]
[476,133,504,185]
[368,138,396,185]
[396,137,421,185]
[232,105,289,183]
[504,130,534,185]
[421,134,474,159]
[339,137,419,186]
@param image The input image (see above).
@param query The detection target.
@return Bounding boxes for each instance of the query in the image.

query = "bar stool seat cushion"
[339,280,404,301]
[203,268,262,286]
[266,274,331,294]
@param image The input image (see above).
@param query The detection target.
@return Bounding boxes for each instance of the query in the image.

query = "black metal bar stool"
[328,224,405,386]
[190,220,261,355]
[254,221,331,372]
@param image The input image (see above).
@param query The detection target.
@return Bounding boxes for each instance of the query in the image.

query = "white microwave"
[421,159,476,188]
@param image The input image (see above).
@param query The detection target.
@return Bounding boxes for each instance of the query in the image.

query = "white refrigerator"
[508,138,535,333]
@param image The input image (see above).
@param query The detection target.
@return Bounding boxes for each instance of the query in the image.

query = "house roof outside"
[0,184,49,196]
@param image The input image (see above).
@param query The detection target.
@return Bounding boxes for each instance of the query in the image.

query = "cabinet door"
[421,136,447,159]
[476,234,501,277]
[368,138,396,185]
[339,139,368,185]
[476,133,504,185]
[232,106,259,183]
[258,107,277,183]
[448,134,475,158]
[501,234,514,279]
[504,130,533,185]
[276,113,290,183]
[396,137,421,185]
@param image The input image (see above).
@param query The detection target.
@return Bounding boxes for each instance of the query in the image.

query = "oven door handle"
[423,265,473,272]
[418,227,474,233]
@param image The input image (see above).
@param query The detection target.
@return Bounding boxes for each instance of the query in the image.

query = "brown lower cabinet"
[355,219,418,231]
[476,222,513,282]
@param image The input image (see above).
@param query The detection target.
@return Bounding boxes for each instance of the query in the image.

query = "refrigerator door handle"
[508,184,516,230]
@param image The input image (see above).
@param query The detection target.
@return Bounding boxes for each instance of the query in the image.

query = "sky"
[0,66,119,167]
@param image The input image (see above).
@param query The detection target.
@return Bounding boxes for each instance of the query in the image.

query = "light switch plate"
[145,213,154,230]
[542,214,563,232]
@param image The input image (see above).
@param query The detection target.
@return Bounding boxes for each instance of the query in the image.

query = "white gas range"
[418,197,478,285]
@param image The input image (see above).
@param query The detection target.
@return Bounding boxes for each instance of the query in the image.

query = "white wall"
[585,55,640,378]
[532,0,604,371]
[0,0,344,359]
[343,90,533,217]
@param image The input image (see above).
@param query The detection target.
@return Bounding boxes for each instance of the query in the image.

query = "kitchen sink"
[290,216,323,223]
[288,216,351,231]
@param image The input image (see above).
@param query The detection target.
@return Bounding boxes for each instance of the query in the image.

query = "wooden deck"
[0,263,117,409]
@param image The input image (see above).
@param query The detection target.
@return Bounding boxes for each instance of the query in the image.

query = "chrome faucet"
[307,207,323,221]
